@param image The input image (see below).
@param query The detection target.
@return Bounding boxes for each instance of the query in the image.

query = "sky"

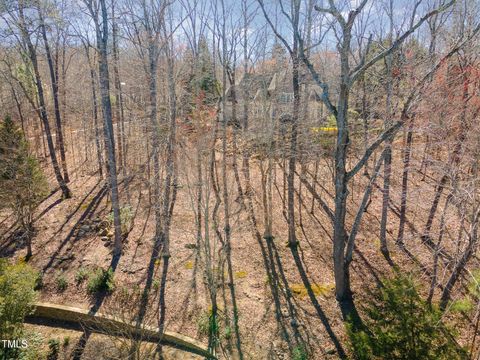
[0,0,466,66]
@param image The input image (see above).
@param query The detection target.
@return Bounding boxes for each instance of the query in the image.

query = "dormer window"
[279,92,293,104]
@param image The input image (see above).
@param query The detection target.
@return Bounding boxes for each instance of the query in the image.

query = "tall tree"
[111,0,126,173]
[83,0,123,261]
[218,0,243,357]
[258,1,347,356]
[260,0,459,320]
[15,0,71,199]
[37,0,70,183]
[0,115,48,259]
[156,10,178,356]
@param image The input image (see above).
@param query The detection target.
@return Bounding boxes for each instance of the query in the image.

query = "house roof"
[225,72,274,102]
[225,66,324,103]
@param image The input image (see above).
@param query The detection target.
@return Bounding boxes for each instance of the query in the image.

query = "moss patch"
[184,261,194,270]
[234,270,247,279]
[290,283,334,299]
[79,198,93,211]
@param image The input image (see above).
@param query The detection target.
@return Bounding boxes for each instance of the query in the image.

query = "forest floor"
[0,136,477,359]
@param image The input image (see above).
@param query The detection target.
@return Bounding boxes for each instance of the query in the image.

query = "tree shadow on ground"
[42,182,107,272]
[71,251,124,360]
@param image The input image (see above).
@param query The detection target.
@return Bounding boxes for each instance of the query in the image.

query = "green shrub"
[467,269,480,296]
[197,306,230,351]
[451,299,474,313]
[107,206,133,236]
[197,309,214,337]
[55,275,68,292]
[348,272,467,360]
[450,269,479,315]
[197,308,221,340]
[47,338,60,360]
[74,267,89,285]
[34,272,44,290]
[87,267,115,295]
[450,269,480,314]
[19,331,45,360]
[292,344,308,360]
[222,325,232,340]
[62,336,70,347]
[0,116,48,259]
[0,260,38,358]
[310,124,336,155]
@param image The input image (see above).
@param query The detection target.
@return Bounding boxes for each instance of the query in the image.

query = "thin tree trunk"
[92,0,122,261]
[440,209,480,310]
[87,52,104,178]
[219,7,243,355]
[333,36,352,316]
[11,87,26,136]
[18,1,71,199]
[427,194,451,304]
[207,122,221,357]
[423,68,470,243]
[157,39,177,357]
[60,34,68,143]
[361,74,369,175]
[396,117,414,246]
[379,5,394,260]
[229,67,245,209]
[111,1,125,172]
[38,5,70,183]
[242,0,248,131]
[147,41,162,245]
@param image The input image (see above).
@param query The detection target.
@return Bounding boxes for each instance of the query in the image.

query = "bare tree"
[7,0,72,199]
[83,0,123,261]
[259,0,464,321]
[37,0,70,183]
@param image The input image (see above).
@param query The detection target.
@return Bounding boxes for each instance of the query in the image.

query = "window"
[279,92,293,104]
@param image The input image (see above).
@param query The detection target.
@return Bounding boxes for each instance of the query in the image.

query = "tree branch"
[256,0,293,55]
[346,25,480,181]
[296,168,335,224]
[350,0,456,84]
[345,150,385,265]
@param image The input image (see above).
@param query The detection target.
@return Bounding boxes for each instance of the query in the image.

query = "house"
[224,65,327,131]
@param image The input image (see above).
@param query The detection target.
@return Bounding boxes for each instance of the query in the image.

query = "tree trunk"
[38,6,70,183]
[379,141,392,259]
[147,40,162,243]
[18,1,71,199]
[11,87,26,136]
[220,9,243,356]
[88,55,104,178]
[427,194,451,304]
[333,48,352,314]
[360,75,369,175]
[111,1,126,173]
[379,8,394,260]
[95,0,122,261]
[423,68,470,243]
[158,40,177,356]
[440,207,480,310]
[396,118,414,246]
